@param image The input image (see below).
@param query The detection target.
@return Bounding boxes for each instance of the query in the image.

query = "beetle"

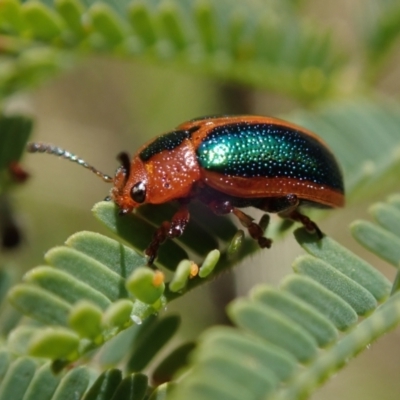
[27,115,345,264]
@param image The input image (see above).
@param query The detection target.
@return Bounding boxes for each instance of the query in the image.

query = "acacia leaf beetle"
[27,115,345,264]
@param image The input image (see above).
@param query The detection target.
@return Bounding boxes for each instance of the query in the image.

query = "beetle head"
[111,154,148,214]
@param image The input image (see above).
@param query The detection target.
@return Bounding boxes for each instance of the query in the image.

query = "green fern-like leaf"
[7,193,400,400]
[6,198,251,363]
[0,0,344,101]
[0,354,90,400]
[82,369,148,400]
[0,351,147,400]
[168,194,400,400]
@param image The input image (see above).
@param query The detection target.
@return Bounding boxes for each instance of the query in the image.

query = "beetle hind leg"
[145,204,190,265]
[206,200,272,248]
[285,209,323,239]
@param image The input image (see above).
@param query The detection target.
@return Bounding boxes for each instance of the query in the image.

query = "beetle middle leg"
[208,200,272,249]
[145,204,190,265]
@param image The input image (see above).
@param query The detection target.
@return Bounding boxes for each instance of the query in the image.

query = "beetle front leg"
[145,204,190,265]
[208,200,272,249]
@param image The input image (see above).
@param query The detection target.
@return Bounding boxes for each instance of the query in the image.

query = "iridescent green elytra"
[196,122,344,192]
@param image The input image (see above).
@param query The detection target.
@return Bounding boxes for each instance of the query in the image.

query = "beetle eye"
[131,181,146,204]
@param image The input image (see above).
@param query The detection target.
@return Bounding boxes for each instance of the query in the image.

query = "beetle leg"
[232,208,272,248]
[145,204,190,265]
[285,209,323,239]
[208,200,272,248]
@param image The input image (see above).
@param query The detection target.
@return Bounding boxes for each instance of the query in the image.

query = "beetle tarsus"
[257,236,272,248]
[145,205,190,265]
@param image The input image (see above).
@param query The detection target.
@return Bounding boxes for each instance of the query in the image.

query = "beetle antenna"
[27,142,114,183]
